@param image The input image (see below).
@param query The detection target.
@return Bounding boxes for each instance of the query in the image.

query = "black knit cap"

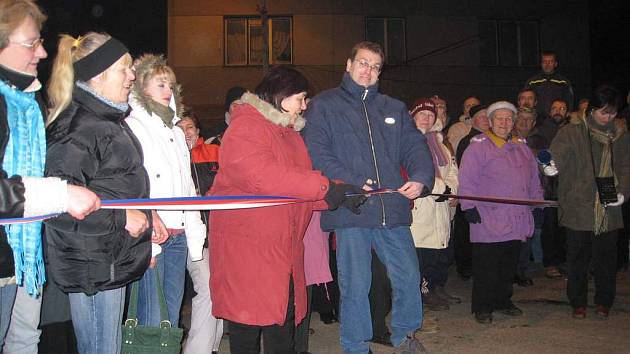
[224,86,247,112]
[468,104,486,119]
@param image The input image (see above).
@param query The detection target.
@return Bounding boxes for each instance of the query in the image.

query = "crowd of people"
[1,1,630,354]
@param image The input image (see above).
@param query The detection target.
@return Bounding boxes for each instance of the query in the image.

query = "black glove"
[464,207,481,224]
[342,192,368,215]
[419,185,431,198]
[435,185,452,202]
[324,181,367,214]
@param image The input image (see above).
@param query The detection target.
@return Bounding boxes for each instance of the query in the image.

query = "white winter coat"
[125,96,206,261]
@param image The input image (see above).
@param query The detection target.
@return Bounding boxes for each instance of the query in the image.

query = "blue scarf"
[0,80,46,296]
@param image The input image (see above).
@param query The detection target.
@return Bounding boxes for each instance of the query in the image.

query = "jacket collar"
[340,72,379,102]
[239,92,306,131]
[73,84,128,123]
[485,130,522,148]
[0,64,40,92]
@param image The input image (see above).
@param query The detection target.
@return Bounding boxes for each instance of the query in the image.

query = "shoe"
[423,289,449,311]
[595,305,609,318]
[498,304,523,317]
[572,307,586,319]
[319,312,337,324]
[514,274,534,287]
[435,285,462,304]
[393,332,427,353]
[474,312,492,324]
[370,331,393,347]
[545,266,563,279]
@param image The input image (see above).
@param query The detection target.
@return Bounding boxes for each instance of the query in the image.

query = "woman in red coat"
[209,66,364,354]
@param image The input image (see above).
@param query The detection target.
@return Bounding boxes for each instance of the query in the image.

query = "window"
[365,17,406,65]
[478,20,539,67]
[224,16,292,66]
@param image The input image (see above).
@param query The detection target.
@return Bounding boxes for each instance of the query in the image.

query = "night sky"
[37,0,629,98]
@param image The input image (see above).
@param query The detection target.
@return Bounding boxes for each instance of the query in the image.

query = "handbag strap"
[126,269,172,327]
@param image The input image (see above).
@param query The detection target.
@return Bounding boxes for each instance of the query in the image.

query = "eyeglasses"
[10,38,44,51]
[355,58,382,73]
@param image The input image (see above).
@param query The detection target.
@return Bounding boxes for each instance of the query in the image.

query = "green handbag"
[121,271,183,354]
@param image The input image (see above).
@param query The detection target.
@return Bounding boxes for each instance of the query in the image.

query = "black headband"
[73,38,129,82]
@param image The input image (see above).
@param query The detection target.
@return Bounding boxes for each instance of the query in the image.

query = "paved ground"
[183,267,630,354]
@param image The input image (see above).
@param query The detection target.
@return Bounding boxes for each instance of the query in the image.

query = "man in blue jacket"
[303,41,434,354]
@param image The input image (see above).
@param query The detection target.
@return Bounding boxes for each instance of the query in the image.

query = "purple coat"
[459,132,543,243]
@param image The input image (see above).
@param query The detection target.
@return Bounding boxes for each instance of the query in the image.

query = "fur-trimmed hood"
[239,92,306,131]
[130,54,183,119]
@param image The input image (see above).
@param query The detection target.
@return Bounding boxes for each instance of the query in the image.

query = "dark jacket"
[0,67,46,279]
[45,85,151,295]
[455,127,483,165]
[303,73,434,230]
[528,117,567,199]
[550,115,630,232]
[525,71,574,116]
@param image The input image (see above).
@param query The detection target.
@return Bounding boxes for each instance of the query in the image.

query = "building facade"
[168,0,591,125]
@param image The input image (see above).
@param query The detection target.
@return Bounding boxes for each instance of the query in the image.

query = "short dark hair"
[518,87,537,99]
[588,84,622,113]
[254,65,309,112]
[180,108,202,130]
[550,99,567,108]
[349,41,385,64]
[541,51,557,60]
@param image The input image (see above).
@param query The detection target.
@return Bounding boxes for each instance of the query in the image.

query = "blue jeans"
[0,284,17,348]
[135,234,188,326]
[531,228,543,264]
[336,227,422,354]
[69,287,125,354]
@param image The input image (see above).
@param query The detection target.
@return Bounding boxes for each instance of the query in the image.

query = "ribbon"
[0,195,300,225]
[346,189,558,207]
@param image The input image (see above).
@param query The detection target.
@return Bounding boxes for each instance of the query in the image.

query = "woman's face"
[490,109,514,139]
[144,73,173,107]
[412,110,436,133]
[281,91,307,118]
[176,117,200,149]
[92,54,134,104]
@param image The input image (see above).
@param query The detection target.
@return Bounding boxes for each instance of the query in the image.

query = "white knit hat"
[487,101,517,126]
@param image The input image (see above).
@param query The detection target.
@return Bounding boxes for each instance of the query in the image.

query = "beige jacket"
[410,128,459,249]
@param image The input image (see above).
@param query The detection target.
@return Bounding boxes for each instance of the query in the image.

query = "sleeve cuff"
[22,177,68,217]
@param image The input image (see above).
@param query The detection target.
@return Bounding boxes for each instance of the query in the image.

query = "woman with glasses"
[0,1,100,351]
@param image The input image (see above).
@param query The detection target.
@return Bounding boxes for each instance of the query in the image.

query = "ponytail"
[47,32,111,124]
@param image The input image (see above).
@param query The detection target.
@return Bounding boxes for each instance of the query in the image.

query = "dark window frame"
[365,17,407,65]
[223,15,293,67]
[478,19,540,67]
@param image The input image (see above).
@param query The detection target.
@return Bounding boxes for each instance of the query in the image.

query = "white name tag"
[384,117,396,124]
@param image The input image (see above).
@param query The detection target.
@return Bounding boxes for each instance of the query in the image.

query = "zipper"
[361,88,386,227]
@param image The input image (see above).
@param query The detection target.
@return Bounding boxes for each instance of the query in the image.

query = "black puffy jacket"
[45,85,151,295]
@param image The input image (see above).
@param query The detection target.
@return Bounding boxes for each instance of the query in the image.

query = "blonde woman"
[45,33,151,354]
[124,54,206,334]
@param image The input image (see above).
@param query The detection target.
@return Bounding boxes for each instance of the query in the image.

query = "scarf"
[0,80,46,296]
[586,115,619,235]
[75,81,130,113]
[145,98,176,128]
[425,132,448,178]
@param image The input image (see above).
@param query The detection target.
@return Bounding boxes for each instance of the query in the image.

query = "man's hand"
[66,185,100,220]
[151,210,169,244]
[397,181,426,200]
[125,209,149,238]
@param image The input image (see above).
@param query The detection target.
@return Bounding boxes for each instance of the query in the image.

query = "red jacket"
[209,93,329,326]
